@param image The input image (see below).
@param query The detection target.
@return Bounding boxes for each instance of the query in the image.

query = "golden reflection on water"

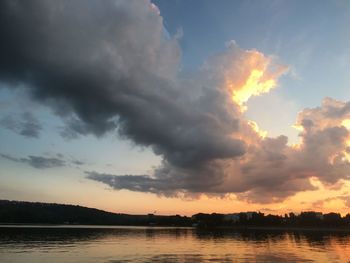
[1,226,350,262]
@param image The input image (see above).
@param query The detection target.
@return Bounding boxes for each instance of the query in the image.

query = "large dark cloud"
[87,98,350,203]
[0,0,245,167]
[1,0,349,203]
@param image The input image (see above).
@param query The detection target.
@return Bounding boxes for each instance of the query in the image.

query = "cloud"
[0,154,65,169]
[0,112,42,138]
[311,194,350,210]
[59,117,95,140]
[0,0,349,203]
[72,160,85,166]
[86,172,167,194]
[0,152,85,169]
[0,0,180,136]
[87,96,350,203]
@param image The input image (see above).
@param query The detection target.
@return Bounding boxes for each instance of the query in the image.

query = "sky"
[1,0,350,216]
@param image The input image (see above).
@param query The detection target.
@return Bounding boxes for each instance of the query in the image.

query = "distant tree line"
[192,211,350,228]
[1,200,350,228]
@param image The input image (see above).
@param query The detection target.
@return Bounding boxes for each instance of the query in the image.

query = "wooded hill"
[0,200,191,226]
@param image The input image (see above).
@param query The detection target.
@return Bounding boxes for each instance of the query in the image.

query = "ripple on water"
[1,226,350,262]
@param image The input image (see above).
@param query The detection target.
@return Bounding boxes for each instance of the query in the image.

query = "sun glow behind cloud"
[247,120,267,138]
[229,68,276,140]
[220,48,288,141]
[341,119,350,130]
[230,69,276,109]
[221,45,288,113]
[341,119,350,162]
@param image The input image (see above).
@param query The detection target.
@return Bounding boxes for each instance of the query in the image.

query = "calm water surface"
[1,225,350,262]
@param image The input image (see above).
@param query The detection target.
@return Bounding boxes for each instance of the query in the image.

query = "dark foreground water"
[1,225,350,262]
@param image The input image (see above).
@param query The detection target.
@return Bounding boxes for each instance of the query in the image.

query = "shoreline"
[0,223,194,229]
[205,225,350,233]
[2,223,350,233]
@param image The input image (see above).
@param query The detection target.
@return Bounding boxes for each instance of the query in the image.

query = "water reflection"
[1,226,350,262]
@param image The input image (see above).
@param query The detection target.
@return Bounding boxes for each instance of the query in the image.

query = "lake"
[1,225,350,262]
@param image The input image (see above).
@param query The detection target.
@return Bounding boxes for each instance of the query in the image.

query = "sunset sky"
[1,0,350,216]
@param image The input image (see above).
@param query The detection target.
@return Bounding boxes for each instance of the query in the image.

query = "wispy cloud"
[0,154,65,169]
[0,112,42,138]
[0,153,86,169]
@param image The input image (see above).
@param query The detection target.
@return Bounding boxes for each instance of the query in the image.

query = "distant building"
[324,212,341,222]
[300,211,324,222]
[246,212,255,220]
[224,212,260,222]
[315,212,324,220]
[224,213,240,223]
